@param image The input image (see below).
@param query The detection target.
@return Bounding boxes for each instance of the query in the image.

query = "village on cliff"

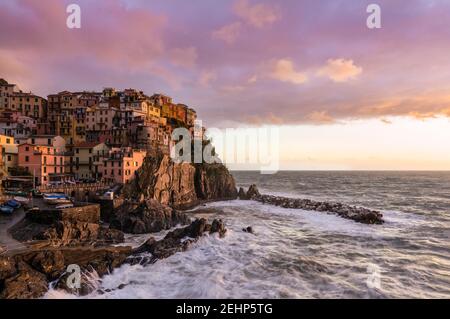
[0,78,202,190]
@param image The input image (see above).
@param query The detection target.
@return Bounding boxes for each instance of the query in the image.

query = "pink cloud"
[272,59,308,84]
[317,59,363,83]
[212,22,242,44]
[233,0,281,28]
[169,46,198,68]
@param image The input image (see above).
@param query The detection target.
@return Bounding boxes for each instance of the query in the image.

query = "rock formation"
[110,199,190,234]
[240,185,384,225]
[129,218,226,265]
[122,154,238,209]
[11,218,124,247]
[0,218,227,298]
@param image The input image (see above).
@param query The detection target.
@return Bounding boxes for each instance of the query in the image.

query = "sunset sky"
[1,0,450,170]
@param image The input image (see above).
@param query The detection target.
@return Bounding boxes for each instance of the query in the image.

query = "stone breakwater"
[239,185,384,225]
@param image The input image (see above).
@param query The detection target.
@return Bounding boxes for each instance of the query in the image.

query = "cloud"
[212,22,242,44]
[198,70,217,87]
[317,59,363,82]
[233,0,281,28]
[169,46,198,68]
[248,75,258,84]
[272,59,308,84]
[305,111,336,124]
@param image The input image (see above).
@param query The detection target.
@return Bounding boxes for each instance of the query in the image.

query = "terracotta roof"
[74,141,102,148]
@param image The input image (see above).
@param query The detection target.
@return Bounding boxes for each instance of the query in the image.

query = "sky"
[1,0,450,170]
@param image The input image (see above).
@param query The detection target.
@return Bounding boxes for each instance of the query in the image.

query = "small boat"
[14,196,30,204]
[5,190,28,197]
[43,193,71,205]
[0,205,14,215]
[31,189,43,198]
[55,203,74,209]
[5,199,21,209]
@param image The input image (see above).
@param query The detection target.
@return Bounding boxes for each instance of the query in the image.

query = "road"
[0,207,26,253]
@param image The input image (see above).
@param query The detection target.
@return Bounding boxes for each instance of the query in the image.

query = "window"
[7,155,11,161]
[76,149,79,154]
[25,146,29,151]
[47,139,51,145]
[25,156,29,162]
[6,138,10,144]
[43,167,46,173]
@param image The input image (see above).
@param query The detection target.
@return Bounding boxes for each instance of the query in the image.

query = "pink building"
[102,147,146,184]
[18,143,65,186]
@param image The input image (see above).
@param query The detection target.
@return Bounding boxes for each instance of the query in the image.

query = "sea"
[45,171,450,299]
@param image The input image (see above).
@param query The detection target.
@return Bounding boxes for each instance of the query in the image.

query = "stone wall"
[27,203,100,225]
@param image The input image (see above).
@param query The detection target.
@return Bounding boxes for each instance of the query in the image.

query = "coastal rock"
[35,221,124,246]
[110,199,190,234]
[242,226,254,234]
[122,154,237,209]
[30,251,65,280]
[252,192,384,225]
[0,261,48,299]
[0,256,16,281]
[131,218,227,263]
[238,187,248,200]
[1,217,228,298]
[195,164,238,202]
[246,184,261,200]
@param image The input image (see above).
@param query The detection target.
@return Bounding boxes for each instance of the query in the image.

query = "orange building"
[18,143,65,186]
[102,147,146,184]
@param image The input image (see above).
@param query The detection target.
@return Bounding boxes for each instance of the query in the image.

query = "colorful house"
[102,147,146,184]
[18,143,65,185]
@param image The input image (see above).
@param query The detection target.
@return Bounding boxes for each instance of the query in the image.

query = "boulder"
[122,154,238,209]
[132,218,228,262]
[0,261,48,299]
[110,199,190,234]
[35,221,125,246]
[0,256,16,281]
[246,184,261,199]
[30,251,65,280]
[238,187,248,200]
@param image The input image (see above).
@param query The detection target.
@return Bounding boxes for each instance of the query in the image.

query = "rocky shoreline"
[0,155,386,299]
[0,217,226,298]
[238,185,384,225]
[0,155,236,299]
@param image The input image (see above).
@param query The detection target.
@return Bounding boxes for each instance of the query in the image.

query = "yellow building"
[0,134,18,174]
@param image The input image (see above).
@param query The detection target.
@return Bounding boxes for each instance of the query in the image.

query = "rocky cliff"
[122,154,238,209]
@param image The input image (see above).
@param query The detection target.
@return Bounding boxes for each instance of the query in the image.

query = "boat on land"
[55,203,74,209]
[13,196,30,204]
[5,199,21,209]
[0,205,14,215]
[43,193,72,205]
